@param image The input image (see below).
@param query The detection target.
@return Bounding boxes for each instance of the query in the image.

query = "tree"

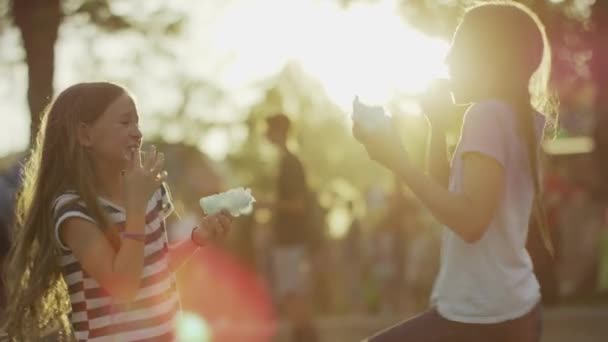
[12,0,61,146]
[4,0,183,146]
[591,1,608,190]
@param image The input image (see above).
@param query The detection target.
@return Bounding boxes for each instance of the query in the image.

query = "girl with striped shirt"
[2,82,232,341]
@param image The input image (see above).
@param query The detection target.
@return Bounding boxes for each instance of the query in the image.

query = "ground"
[275,306,608,342]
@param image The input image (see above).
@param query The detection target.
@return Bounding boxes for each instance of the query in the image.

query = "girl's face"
[445,27,500,104]
[82,93,142,169]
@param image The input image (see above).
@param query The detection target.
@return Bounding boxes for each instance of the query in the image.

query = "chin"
[451,90,472,105]
[451,82,485,105]
[114,155,130,169]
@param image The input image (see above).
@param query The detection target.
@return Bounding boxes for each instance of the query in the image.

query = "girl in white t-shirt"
[354,2,554,341]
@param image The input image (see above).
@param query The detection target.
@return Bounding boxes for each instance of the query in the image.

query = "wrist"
[191,226,207,247]
[121,231,147,243]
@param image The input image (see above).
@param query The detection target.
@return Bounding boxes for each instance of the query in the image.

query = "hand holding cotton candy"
[352,96,391,134]
[199,187,256,217]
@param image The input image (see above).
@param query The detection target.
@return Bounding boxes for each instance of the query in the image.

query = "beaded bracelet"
[120,232,147,242]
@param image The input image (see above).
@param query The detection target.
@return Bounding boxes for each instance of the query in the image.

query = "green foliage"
[225,62,430,206]
[61,0,184,34]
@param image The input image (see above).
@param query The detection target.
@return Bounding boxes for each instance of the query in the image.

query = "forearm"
[426,126,450,187]
[113,204,147,295]
[167,235,200,272]
[395,162,484,242]
[167,212,233,272]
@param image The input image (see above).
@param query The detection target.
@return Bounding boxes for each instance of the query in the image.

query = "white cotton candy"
[352,96,391,134]
[199,187,256,217]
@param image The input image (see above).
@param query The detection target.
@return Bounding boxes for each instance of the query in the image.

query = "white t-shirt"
[431,99,544,323]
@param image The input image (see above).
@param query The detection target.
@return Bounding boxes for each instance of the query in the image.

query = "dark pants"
[365,304,542,342]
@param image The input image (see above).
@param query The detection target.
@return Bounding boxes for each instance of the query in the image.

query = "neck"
[473,86,530,108]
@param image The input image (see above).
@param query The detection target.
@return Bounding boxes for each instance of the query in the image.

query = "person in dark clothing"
[0,162,23,312]
[265,113,318,342]
[344,200,364,311]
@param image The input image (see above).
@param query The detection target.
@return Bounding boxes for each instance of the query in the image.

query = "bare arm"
[395,152,504,242]
[354,98,507,243]
[167,238,199,272]
[62,203,147,302]
[166,211,233,272]
[426,126,450,187]
[421,79,454,188]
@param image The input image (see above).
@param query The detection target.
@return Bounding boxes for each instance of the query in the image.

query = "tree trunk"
[12,0,61,146]
[592,2,608,187]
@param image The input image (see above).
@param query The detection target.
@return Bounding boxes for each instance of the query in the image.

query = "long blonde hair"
[2,82,127,340]
[457,1,556,254]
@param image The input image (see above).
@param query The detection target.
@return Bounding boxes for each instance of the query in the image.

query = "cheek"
[103,126,131,144]
[450,61,485,94]
[90,127,129,156]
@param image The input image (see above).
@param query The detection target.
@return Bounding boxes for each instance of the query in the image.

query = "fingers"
[139,146,166,184]
[202,212,233,240]
[218,211,233,229]
[213,213,232,235]
[143,145,157,170]
[352,123,367,143]
[353,96,361,111]
[124,147,139,170]
[135,147,143,167]
[150,152,165,175]
[155,170,168,184]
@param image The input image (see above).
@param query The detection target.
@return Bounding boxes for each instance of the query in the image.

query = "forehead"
[447,24,481,62]
[102,93,137,118]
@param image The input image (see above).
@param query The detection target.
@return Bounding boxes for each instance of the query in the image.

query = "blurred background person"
[265,113,319,342]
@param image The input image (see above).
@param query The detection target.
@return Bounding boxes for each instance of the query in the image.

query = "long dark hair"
[457,1,556,255]
[2,82,127,340]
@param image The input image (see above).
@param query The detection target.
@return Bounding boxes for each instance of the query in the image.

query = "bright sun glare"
[209,0,449,108]
[0,0,450,157]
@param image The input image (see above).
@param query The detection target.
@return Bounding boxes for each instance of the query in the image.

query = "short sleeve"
[159,183,174,220]
[52,193,96,251]
[458,101,509,167]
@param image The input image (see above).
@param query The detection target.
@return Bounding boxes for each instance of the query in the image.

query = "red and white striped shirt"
[53,185,180,341]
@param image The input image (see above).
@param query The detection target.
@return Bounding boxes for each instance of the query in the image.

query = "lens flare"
[175,244,277,342]
[177,312,212,342]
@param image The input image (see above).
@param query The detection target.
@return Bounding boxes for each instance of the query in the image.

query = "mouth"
[124,145,141,160]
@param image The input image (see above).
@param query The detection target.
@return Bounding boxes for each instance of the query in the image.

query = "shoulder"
[53,191,91,219]
[465,100,513,123]
[285,152,303,168]
[53,191,98,250]
[458,100,513,165]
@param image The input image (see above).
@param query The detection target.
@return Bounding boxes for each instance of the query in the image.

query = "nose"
[444,53,456,80]
[444,49,453,70]
[131,124,143,145]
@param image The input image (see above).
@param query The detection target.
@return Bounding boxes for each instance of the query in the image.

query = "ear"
[76,122,93,147]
